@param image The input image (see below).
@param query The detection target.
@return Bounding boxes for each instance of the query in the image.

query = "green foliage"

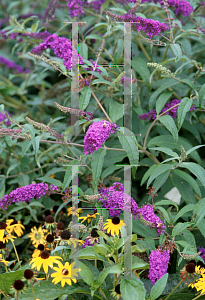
[1,1,205,299]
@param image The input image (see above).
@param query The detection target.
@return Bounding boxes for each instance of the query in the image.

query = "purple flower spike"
[137,204,166,235]
[98,182,139,217]
[0,111,11,127]
[83,120,119,155]
[66,0,84,17]
[31,34,84,70]
[0,183,58,209]
[149,248,170,284]
[138,99,195,120]
[0,56,29,73]
[197,247,205,262]
[81,238,99,249]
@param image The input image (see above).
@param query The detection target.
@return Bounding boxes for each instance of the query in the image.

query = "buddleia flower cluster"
[83,120,120,155]
[137,204,166,235]
[98,182,139,217]
[148,248,170,284]
[0,183,58,209]
[31,34,84,70]
[138,99,195,120]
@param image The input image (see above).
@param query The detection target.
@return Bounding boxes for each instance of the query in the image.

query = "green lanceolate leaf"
[117,127,139,178]
[132,58,151,91]
[109,98,123,123]
[121,276,146,300]
[156,91,173,115]
[173,169,201,197]
[158,115,178,143]
[70,246,106,261]
[179,162,205,187]
[199,83,205,108]
[147,164,173,188]
[79,86,92,111]
[114,38,124,64]
[97,264,123,287]
[150,273,168,300]
[141,164,158,186]
[173,204,195,223]
[91,148,106,189]
[79,261,95,286]
[170,43,182,62]
[177,97,193,130]
[172,222,192,237]
[149,79,178,110]
[149,147,179,158]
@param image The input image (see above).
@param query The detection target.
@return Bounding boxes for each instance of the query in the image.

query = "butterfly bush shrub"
[0,0,205,299]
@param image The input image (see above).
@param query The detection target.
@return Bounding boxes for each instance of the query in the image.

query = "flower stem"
[164,279,183,300]
[6,230,20,264]
[58,286,64,300]
[192,291,205,300]
[0,289,9,300]
[30,281,36,300]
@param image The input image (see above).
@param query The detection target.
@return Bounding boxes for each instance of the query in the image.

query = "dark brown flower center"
[52,205,59,212]
[57,222,65,230]
[185,262,195,273]
[24,269,34,279]
[10,220,18,226]
[91,228,99,238]
[62,268,69,275]
[40,250,50,259]
[13,279,24,291]
[45,215,54,224]
[115,284,121,294]
[0,241,6,249]
[37,244,45,251]
[43,210,51,217]
[60,230,71,240]
[0,222,7,230]
[46,234,54,243]
[112,217,120,225]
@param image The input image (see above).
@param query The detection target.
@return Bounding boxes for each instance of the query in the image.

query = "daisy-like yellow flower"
[189,274,205,295]
[110,284,122,300]
[67,207,83,217]
[104,217,125,236]
[28,226,48,247]
[69,237,85,248]
[79,212,99,224]
[30,250,62,274]
[6,219,25,237]
[195,265,205,276]
[0,221,13,241]
[51,261,81,287]
[2,233,16,243]
[32,244,47,258]
[0,253,9,266]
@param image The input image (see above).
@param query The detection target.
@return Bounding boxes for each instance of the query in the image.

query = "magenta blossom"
[31,34,83,70]
[138,99,195,120]
[149,248,170,284]
[83,120,119,155]
[0,183,58,209]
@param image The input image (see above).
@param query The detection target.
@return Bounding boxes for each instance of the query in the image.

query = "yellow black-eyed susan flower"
[110,284,122,300]
[104,217,125,236]
[67,207,83,217]
[79,212,99,224]
[6,219,25,237]
[51,261,81,287]
[28,226,48,247]
[0,253,9,266]
[30,250,62,274]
